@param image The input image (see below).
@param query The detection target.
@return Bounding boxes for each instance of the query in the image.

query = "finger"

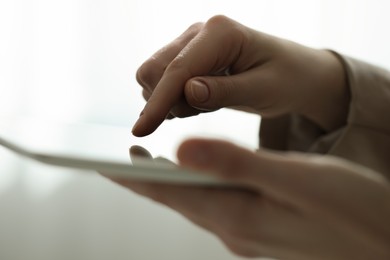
[154,156,176,166]
[167,98,202,118]
[132,16,246,136]
[136,23,204,92]
[129,145,153,160]
[175,138,326,204]
[142,89,151,101]
[177,138,390,245]
[142,89,186,120]
[177,138,268,190]
[183,68,278,113]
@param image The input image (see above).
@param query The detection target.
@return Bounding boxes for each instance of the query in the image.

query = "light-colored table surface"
[0,113,260,260]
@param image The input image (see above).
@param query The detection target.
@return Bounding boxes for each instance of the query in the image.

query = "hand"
[109,138,390,259]
[133,15,349,137]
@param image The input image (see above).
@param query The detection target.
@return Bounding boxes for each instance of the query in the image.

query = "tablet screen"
[0,117,226,185]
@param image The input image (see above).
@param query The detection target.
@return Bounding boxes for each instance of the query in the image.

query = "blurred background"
[0,0,389,259]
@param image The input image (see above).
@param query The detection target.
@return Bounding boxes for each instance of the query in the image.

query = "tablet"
[0,117,227,186]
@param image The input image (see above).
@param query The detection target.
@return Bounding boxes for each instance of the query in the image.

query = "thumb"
[177,138,389,207]
[184,74,254,111]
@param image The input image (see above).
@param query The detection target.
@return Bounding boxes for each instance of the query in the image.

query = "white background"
[0,0,389,259]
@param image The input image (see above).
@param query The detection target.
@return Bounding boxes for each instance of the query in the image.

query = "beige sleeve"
[260,53,390,177]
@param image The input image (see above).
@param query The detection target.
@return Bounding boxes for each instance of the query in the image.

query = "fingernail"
[191,80,209,103]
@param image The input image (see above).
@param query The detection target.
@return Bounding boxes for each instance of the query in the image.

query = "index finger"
[132,16,245,136]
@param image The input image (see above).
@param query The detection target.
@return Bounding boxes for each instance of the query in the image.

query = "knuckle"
[185,22,204,37]
[136,58,165,89]
[142,89,151,101]
[176,23,203,46]
[135,66,147,86]
[204,15,243,37]
[167,55,186,71]
[166,55,193,80]
[136,65,152,88]
[205,15,231,28]
[204,15,248,53]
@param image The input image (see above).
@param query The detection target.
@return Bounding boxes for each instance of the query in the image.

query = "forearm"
[260,52,390,178]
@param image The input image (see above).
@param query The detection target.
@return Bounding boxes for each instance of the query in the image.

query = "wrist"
[298,49,350,132]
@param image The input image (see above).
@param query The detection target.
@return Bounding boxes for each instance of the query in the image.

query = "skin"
[106,15,390,259]
[108,138,390,259]
[132,15,349,137]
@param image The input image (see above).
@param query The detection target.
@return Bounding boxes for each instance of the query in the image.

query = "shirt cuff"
[260,52,390,176]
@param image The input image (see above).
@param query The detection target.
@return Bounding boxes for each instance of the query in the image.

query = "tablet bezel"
[0,117,227,186]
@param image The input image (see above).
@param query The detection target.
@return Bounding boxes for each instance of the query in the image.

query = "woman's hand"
[133,15,349,137]
[109,138,390,259]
